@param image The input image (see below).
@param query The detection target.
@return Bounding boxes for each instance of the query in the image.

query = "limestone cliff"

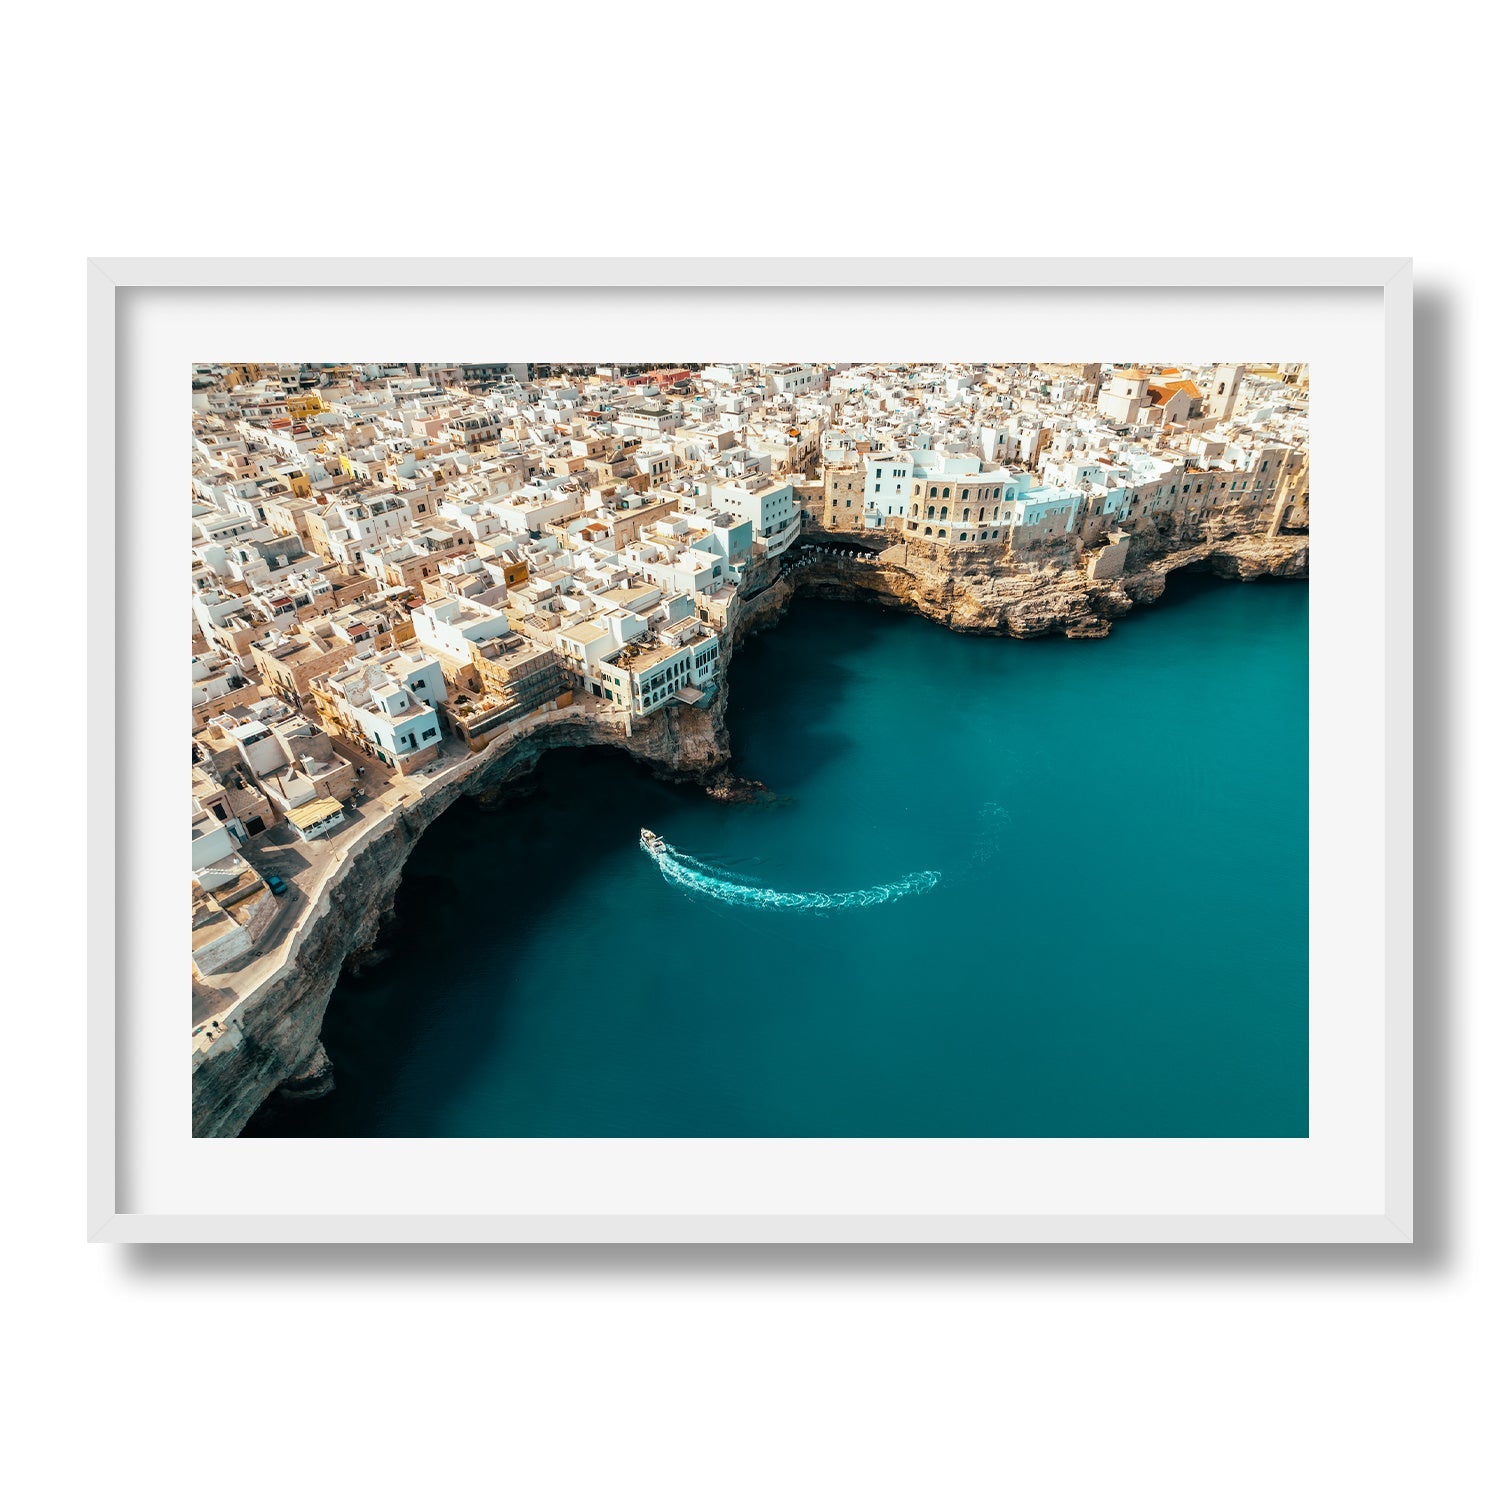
[792,524,1308,639]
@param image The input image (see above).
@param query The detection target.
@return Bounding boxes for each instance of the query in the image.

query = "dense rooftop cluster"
[810,361,1309,560]
[189,359,1309,982]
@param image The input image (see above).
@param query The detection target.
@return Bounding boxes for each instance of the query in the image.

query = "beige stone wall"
[193,920,253,977]
[252,637,359,700]
[821,467,864,530]
[1087,536,1131,580]
[395,743,441,777]
[191,681,263,731]
[310,761,357,804]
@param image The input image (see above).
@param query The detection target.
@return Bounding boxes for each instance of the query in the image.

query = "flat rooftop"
[286,796,345,831]
[598,584,660,611]
[610,636,689,672]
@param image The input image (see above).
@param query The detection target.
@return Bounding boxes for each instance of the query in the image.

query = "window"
[421,727,437,740]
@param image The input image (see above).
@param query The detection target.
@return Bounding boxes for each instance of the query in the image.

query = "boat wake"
[639,804,1006,913]
[641,835,940,911]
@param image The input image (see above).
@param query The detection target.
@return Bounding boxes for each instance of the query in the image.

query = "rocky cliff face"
[197,522,1307,1136]
[795,524,1308,639]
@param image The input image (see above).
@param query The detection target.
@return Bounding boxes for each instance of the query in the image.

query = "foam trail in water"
[642,836,939,911]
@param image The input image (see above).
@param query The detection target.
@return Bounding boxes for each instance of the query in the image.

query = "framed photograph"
[89,258,1412,1243]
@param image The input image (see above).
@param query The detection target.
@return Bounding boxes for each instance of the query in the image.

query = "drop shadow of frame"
[130,292,1451,1278]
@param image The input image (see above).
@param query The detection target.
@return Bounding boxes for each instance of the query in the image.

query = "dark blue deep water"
[249,573,1308,1138]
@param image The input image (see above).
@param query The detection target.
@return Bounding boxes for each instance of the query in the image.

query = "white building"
[700,477,801,558]
[861,452,913,525]
[1205,364,1245,422]
[318,648,446,770]
[1096,370,1151,425]
[317,495,413,565]
[596,624,724,716]
[191,808,240,891]
[411,597,512,665]
[767,364,824,397]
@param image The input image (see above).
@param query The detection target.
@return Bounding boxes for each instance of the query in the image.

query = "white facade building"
[701,478,801,558]
[318,648,446,769]
[861,452,913,525]
[411,597,512,664]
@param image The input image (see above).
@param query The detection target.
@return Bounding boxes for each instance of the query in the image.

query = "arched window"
[938,529,947,539]
[940,506,948,520]
[942,487,951,498]
[927,505,935,518]
[962,508,970,521]
[923,526,932,536]
[959,532,967,541]
[962,489,969,500]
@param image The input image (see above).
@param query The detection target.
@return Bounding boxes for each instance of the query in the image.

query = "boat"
[640,827,666,854]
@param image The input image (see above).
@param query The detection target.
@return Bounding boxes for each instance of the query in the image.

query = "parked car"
[264,872,289,897]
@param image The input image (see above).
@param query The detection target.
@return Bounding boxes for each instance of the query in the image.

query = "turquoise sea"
[247,573,1309,1138]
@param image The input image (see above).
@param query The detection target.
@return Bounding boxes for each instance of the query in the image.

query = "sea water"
[247,573,1309,1138]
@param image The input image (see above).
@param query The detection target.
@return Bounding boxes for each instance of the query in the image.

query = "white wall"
[863,455,912,518]
[411,600,510,661]
[13,11,1493,1500]
[190,817,236,873]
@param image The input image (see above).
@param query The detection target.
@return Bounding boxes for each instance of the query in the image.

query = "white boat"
[640,827,666,854]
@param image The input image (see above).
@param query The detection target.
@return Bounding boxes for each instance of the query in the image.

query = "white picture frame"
[89,257,1413,1244]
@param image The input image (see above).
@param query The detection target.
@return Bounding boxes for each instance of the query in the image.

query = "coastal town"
[190,359,1310,1133]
